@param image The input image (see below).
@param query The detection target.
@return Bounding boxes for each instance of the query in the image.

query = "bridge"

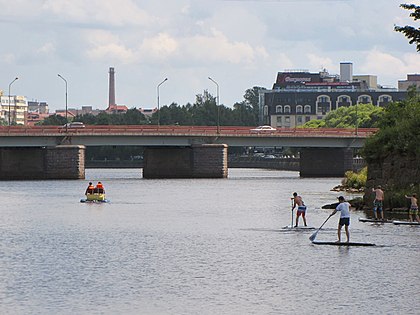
[0,125,376,180]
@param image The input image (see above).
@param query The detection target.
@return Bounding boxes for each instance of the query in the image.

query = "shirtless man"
[292,192,307,227]
[405,193,419,223]
[372,185,384,220]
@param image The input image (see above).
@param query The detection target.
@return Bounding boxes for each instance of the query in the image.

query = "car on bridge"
[60,122,86,132]
[250,125,277,133]
[61,122,86,129]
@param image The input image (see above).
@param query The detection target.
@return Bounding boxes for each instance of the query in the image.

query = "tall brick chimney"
[108,67,116,107]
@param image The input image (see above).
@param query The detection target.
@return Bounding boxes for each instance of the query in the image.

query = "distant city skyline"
[1,0,419,111]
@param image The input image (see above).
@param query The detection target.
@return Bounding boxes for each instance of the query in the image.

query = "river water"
[0,169,418,315]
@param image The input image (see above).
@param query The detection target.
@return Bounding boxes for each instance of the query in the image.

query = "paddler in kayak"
[85,182,95,195]
[94,181,105,194]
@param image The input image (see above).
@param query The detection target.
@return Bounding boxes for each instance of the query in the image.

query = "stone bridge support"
[143,144,228,179]
[300,147,353,177]
[0,145,85,180]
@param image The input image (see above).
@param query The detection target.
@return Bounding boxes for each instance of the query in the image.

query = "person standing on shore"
[331,196,350,243]
[372,185,385,220]
[405,193,419,223]
[292,192,307,227]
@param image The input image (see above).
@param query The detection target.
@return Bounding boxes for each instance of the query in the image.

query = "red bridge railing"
[0,125,378,138]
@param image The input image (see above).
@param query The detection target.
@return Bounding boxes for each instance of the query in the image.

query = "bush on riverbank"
[361,89,420,210]
[332,167,367,193]
[341,167,367,190]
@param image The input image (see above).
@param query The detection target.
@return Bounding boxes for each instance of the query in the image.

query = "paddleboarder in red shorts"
[292,192,307,227]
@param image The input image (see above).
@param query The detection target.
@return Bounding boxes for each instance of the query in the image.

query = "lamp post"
[57,74,68,133]
[157,78,168,128]
[8,77,18,126]
[208,77,220,134]
[355,102,358,136]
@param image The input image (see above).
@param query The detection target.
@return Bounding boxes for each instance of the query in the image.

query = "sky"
[0,0,419,112]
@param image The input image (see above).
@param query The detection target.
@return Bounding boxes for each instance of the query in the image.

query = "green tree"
[232,101,259,126]
[302,104,384,128]
[395,4,420,52]
[361,89,420,162]
[243,86,265,124]
[124,108,148,125]
[39,114,67,126]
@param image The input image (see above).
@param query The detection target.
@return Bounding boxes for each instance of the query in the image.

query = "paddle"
[291,198,294,228]
[309,213,333,241]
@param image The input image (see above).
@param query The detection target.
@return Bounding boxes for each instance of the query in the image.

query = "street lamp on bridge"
[208,77,220,134]
[57,74,68,133]
[157,78,168,128]
[8,77,18,126]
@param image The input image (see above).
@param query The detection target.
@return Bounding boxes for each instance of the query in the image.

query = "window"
[316,95,331,115]
[263,105,268,116]
[296,105,303,114]
[358,95,371,104]
[304,105,311,113]
[284,105,291,114]
[337,95,352,108]
[276,105,282,113]
[378,95,392,107]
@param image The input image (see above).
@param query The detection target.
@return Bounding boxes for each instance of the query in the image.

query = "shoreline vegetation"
[328,166,411,213]
[336,167,367,193]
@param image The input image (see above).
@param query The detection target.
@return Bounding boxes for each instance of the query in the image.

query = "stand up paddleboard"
[282,226,315,230]
[80,199,110,203]
[392,220,420,226]
[358,218,392,223]
[311,241,376,247]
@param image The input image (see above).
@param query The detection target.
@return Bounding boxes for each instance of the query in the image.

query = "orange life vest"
[86,185,95,194]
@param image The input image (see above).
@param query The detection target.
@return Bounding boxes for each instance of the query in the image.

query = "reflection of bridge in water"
[0,126,375,179]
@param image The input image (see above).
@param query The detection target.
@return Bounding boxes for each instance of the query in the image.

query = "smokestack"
[108,67,116,106]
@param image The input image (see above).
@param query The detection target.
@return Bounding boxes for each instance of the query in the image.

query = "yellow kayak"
[81,193,108,203]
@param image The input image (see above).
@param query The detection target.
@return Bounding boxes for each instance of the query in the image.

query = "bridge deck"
[0,125,376,137]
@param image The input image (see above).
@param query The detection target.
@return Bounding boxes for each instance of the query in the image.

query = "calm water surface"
[0,169,418,315]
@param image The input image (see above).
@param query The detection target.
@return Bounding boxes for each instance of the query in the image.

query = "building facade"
[0,91,28,125]
[260,63,408,128]
[398,74,420,91]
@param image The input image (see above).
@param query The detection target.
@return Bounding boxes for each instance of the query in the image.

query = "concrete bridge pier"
[0,145,85,180]
[143,144,228,179]
[300,147,353,177]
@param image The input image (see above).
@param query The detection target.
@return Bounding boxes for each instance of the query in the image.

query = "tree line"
[41,87,263,127]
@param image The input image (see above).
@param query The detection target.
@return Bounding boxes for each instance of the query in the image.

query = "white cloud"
[181,28,267,65]
[139,33,179,61]
[0,0,418,109]
[36,43,55,55]
[0,53,16,64]
[306,54,335,73]
[85,31,136,63]
[359,49,420,86]
[41,0,155,26]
